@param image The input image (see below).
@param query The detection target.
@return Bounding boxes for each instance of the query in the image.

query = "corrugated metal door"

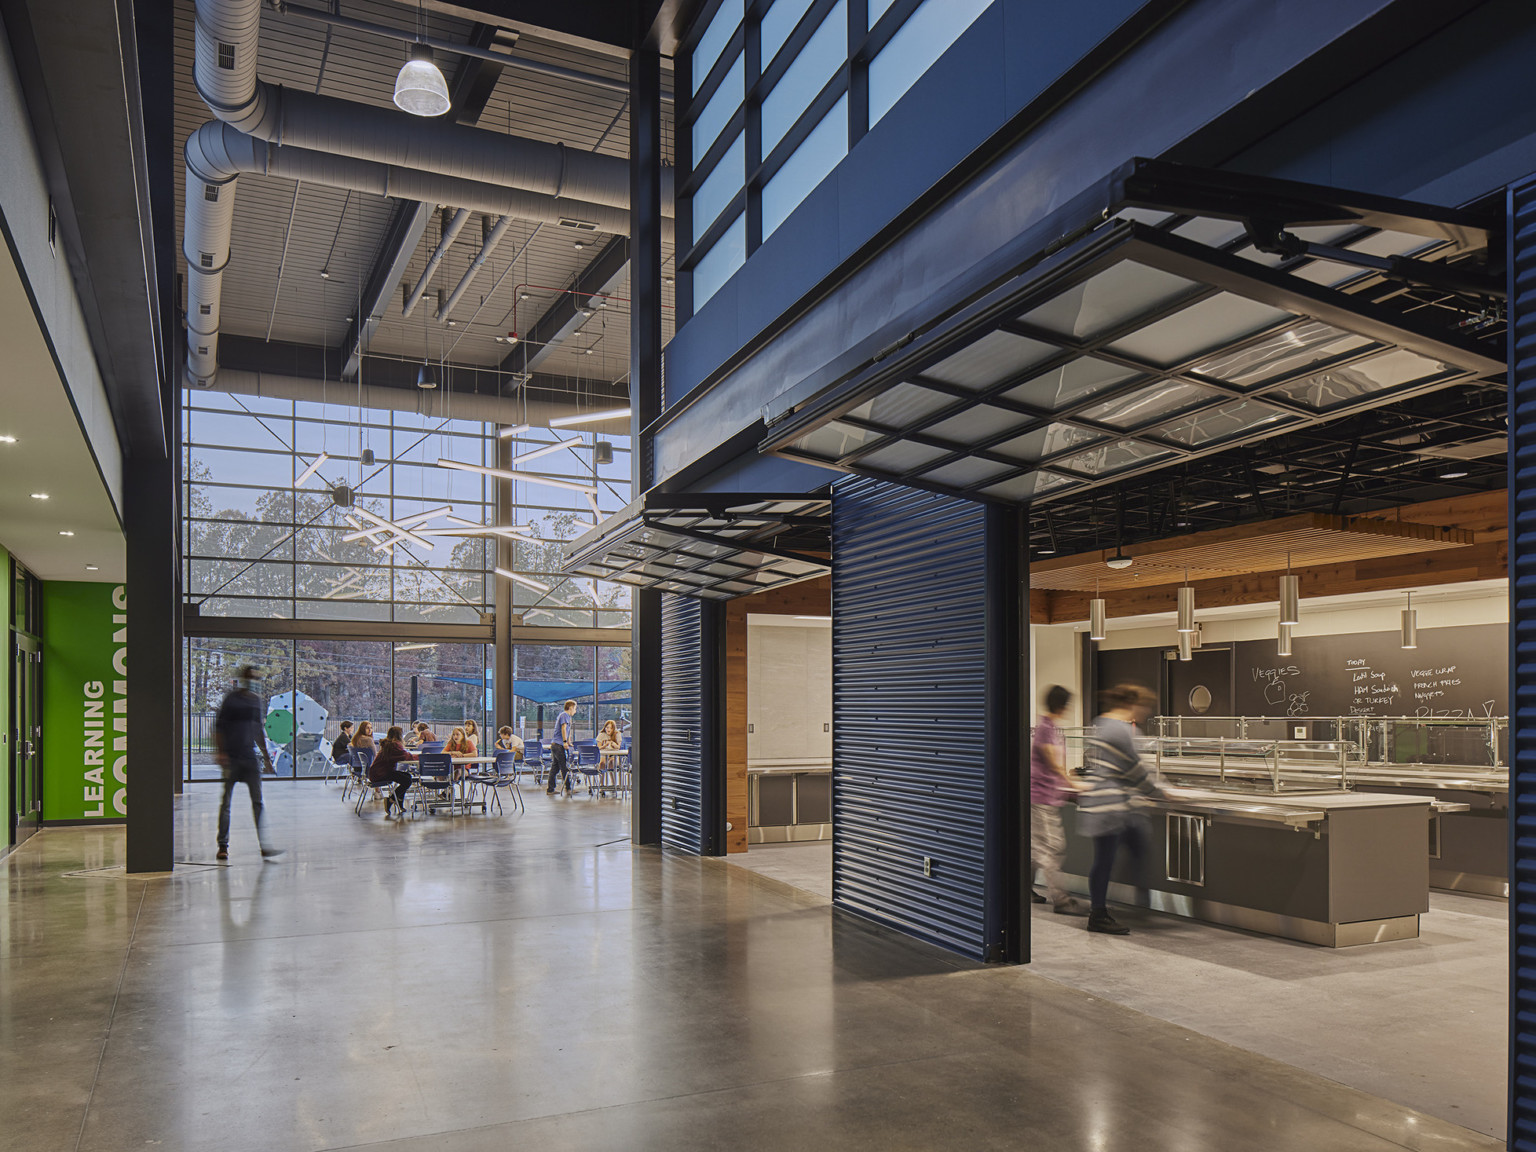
[660,594,724,854]
[831,476,1025,961]
[1508,175,1536,1149]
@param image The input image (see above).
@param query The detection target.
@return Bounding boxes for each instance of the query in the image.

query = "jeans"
[218,758,270,851]
[376,768,413,806]
[1030,805,1069,907]
[1089,822,1148,913]
[546,744,570,793]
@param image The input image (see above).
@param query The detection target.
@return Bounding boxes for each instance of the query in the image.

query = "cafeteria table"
[416,756,495,815]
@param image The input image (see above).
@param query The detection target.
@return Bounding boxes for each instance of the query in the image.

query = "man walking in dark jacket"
[215,665,283,861]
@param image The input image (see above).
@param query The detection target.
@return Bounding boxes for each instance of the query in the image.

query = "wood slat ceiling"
[1029,513,1475,591]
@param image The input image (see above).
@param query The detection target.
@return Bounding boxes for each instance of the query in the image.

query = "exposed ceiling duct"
[184,0,672,387]
[403,208,471,318]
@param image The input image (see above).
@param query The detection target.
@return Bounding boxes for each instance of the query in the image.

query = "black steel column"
[983,503,1028,963]
[494,434,513,732]
[629,33,664,846]
[125,443,176,873]
[700,598,727,856]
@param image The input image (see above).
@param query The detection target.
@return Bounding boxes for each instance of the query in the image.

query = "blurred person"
[1031,685,1085,916]
[369,725,417,817]
[462,719,480,755]
[331,720,353,765]
[1078,684,1166,935]
[546,699,577,795]
[214,665,282,861]
[494,725,524,756]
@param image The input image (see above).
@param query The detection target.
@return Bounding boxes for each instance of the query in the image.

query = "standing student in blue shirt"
[546,698,577,795]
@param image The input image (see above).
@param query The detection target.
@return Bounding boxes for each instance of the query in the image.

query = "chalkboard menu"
[1231,624,1506,719]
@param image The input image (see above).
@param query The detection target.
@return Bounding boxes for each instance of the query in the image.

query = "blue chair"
[342,748,371,802]
[416,752,456,815]
[522,740,545,786]
[420,741,446,754]
[572,744,602,796]
[479,750,523,815]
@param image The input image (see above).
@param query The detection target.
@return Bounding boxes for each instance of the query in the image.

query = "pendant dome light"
[1089,579,1107,641]
[1278,552,1300,626]
[416,361,437,390]
[394,2,450,118]
[1401,591,1418,649]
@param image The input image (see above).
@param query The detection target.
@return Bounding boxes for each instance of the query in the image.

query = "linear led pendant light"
[494,566,550,593]
[1278,552,1300,626]
[435,457,599,495]
[1277,622,1293,657]
[549,407,631,428]
[1089,579,1107,641]
[497,423,532,439]
[1401,591,1418,649]
[1177,568,1196,633]
[513,437,582,465]
[294,452,329,488]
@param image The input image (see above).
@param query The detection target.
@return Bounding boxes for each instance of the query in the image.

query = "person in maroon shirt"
[1031,685,1085,915]
[369,726,417,817]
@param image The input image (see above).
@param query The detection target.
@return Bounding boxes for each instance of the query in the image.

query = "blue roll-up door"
[1509,175,1536,1148]
[830,476,1025,961]
[660,594,724,854]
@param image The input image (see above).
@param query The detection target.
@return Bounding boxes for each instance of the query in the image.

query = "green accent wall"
[41,581,126,821]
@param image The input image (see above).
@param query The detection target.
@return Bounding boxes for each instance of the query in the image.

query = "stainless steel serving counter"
[1057,788,1443,947]
[747,765,831,843]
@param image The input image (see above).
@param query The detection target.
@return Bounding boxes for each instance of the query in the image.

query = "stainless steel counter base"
[1057,875,1420,947]
[750,822,831,844]
[1428,868,1508,898]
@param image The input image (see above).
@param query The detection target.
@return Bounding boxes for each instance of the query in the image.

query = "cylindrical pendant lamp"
[1401,592,1418,649]
[1089,596,1107,641]
[1277,622,1292,657]
[1177,630,1193,661]
[1278,574,1300,625]
[1177,583,1196,633]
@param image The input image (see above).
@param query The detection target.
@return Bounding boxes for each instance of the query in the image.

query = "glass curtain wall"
[679,0,994,311]
[512,643,633,744]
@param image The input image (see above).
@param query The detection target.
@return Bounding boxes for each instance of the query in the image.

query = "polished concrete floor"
[0,782,1501,1152]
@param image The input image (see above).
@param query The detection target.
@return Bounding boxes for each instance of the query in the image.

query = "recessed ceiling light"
[85,564,98,571]
[1439,469,1469,480]
[59,530,74,536]
[30,492,47,500]
[0,434,15,443]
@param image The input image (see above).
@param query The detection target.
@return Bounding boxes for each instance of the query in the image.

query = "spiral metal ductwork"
[184,0,673,385]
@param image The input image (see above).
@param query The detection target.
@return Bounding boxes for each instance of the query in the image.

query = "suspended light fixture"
[415,361,437,390]
[1401,591,1418,649]
[1177,569,1196,633]
[1277,622,1293,657]
[1105,547,1133,570]
[494,566,550,593]
[549,407,632,428]
[1089,580,1107,641]
[393,43,450,117]
[1177,630,1194,662]
[293,452,329,488]
[1278,552,1300,626]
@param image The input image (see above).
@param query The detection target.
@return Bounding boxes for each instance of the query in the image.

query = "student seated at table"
[462,719,480,755]
[369,725,416,817]
[406,722,435,747]
[443,726,473,756]
[331,721,354,764]
[350,720,376,762]
[597,720,622,758]
[495,726,524,756]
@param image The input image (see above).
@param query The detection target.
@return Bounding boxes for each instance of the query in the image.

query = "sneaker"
[1030,890,1048,905]
[260,847,285,859]
[215,847,228,861]
[1087,910,1129,935]
[1052,899,1089,917]
[384,799,394,817]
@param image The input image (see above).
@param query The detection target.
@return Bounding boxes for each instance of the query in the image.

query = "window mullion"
[745,11,763,254]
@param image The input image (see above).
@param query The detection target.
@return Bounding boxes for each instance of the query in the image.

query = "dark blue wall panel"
[662,595,722,854]
[1506,173,1536,1151]
[667,0,1147,414]
[830,476,1024,961]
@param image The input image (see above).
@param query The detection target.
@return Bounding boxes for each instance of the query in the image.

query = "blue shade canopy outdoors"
[514,680,632,705]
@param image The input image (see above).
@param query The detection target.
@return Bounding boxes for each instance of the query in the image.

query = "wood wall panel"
[723,577,831,853]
